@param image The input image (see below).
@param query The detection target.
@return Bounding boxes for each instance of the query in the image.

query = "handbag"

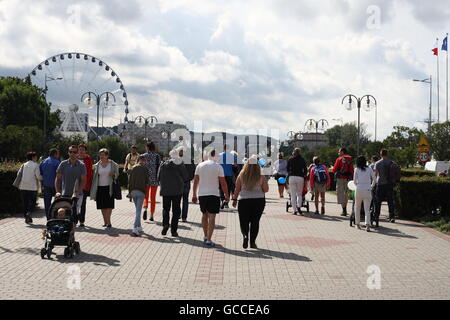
[112,179,122,200]
[12,164,24,189]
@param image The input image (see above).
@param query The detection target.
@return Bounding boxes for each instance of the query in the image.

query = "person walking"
[309,156,331,215]
[158,149,188,237]
[232,155,269,249]
[287,148,307,215]
[353,156,375,231]
[219,144,237,209]
[127,155,149,237]
[55,145,86,217]
[76,144,93,227]
[142,142,161,221]
[273,152,288,198]
[374,149,396,225]
[90,148,119,228]
[178,146,195,222]
[124,145,140,175]
[192,149,229,247]
[332,148,353,216]
[39,148,60,220]
[17,152,42,224]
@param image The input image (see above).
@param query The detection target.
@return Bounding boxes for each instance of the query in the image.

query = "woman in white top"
[90,148,119,228]
[353,155,375,231]
[17,152,42,224]
[232,155,269,249]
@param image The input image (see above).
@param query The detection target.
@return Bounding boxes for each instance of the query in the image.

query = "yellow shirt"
[125,153,139,171]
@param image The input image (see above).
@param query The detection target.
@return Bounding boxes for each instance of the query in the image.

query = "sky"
[1,0,450,141]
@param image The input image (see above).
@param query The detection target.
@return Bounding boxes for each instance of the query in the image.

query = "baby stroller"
[40,197,80,259]
[285,181,310,213]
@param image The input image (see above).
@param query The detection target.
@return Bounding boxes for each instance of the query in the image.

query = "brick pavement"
[0,179,449,300]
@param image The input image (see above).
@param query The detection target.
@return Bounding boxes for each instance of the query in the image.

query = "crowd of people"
[13,142,400,251]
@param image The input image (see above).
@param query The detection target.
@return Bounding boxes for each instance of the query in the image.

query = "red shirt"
[79,154,93,191]
[332,155,353,179]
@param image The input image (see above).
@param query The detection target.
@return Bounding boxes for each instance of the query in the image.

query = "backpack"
[339,156,352,177]
[388,160,401,184]
[314,165,328,184]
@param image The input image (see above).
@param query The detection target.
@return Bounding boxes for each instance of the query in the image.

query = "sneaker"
[106,224,112,228]
[137,227,144,233]
[205,241,215,247]
[314,210,319,215]
[150,215,154,221]
[182,218,187,222]
[130,230,140,237]
[250,242,258,249]
[79,223,85,228]
[143,210,147,220]
[203,237,208,244]
[243,237,249,249]
[340,212,347,217]
[162,226,169,235]
[171,231,179,237]
[390,219,396,223]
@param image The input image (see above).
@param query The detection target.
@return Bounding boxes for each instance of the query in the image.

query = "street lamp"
[304,119,329,149]
[134,115,158,141]
[81,91,116,139]
[341,94,377,155]
[161,130,174,155]
[43,74,63,145]
[413,76,433,134]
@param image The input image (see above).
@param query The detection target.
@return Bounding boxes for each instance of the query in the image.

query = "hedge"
[395,177,450,219]
[400,169,435,178]
[0,164,24,215]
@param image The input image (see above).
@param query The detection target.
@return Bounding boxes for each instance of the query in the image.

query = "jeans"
[131,190,145,229]
[20,190,37,216]
[238,198,265,244]
[375,184,395,220]
[162,195,182,233]
[43,186,56,220]
[182,182,191,220]
[355,189,372,225]
[289,176,304,212]
[76,190,90,223]
[220,176,234,202]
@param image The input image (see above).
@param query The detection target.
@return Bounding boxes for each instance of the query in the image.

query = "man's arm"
[192,175,199,203]
[76,175,86,196]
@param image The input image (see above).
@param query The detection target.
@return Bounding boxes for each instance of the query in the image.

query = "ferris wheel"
[28,52,130,130]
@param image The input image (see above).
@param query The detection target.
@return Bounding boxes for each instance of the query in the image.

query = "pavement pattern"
[0,179,449,300]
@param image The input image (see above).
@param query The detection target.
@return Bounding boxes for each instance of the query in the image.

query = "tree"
[0,125,44,160]
[429,121,450,161]
[383,126,424,149]
[325,122,371,156]
[48,134,87,160]
[0,77,61,137]
[87,137,129,164]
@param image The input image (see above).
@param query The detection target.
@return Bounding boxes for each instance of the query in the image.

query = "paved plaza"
[0,179,449,300]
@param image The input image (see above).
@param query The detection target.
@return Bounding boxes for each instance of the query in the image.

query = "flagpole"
[437,37,440,123]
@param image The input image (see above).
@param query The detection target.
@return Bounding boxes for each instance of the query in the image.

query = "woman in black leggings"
[232,156,269,249]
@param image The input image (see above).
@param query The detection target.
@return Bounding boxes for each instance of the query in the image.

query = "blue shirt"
[39,156,61,188]
[219,152,237,177]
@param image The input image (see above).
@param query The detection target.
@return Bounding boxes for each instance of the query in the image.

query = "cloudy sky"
[1,0,449,140]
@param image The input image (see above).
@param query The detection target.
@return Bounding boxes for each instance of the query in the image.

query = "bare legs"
[202,212,216,241]
[101,208,112,225]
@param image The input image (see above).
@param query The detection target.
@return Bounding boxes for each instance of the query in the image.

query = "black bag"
[112,179,122,200]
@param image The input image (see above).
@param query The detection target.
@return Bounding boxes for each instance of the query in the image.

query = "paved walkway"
[1,180,449,300]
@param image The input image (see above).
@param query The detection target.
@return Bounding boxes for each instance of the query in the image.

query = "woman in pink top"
[309,156,331,215]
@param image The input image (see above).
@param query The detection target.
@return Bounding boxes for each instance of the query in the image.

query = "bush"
[0,162,24,215]
[395,177,450,219]
[400,168,435,177]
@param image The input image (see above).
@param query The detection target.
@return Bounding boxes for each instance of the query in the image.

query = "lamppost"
[304,119,329,149]
[134,115,158,141]
[81,91,116,139]
[43,74,63,144]
[413,76,433,134]
[286,131,303,148]
[161,130,173,156]
[341,94,377,155]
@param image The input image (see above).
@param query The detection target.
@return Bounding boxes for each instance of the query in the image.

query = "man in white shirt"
[192,149,229,247]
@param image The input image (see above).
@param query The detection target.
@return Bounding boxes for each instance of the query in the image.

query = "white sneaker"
[137,227,143,233]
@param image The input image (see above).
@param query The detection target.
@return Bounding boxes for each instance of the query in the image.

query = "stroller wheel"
[286,202,289,212]
[69,247,74,259]
[47,248,52,259]
[306,202,309,212]
[40,248,46,259]
[64,247,70,258]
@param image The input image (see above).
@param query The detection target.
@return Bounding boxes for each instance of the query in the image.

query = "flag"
[433,39,439,55]
[443,35,448,51]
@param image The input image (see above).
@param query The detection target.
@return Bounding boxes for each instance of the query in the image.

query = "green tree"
[0,125,44,160]
[48,134,87,160]
[383,126,424,149]
[429,121,450,161]
[87,136,129,164]
[325,122,370,156]
[0,77,61,138]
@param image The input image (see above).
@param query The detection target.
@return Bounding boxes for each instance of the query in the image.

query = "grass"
[415,215,450,236]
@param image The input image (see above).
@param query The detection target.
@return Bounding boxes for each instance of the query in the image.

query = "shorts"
[199,196,220,214]
[336,178,349,204]
[313,183,327,193]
